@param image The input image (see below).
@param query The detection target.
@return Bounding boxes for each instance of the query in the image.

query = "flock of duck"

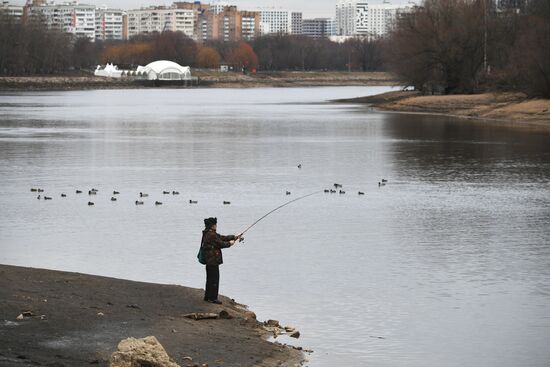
[323,179,388,196]
[31,187,234,206]
[30,164,389,206]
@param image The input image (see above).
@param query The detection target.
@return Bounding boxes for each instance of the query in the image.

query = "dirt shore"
[336,91,550,131]
[0,71,396,91]
[0,264,304,367]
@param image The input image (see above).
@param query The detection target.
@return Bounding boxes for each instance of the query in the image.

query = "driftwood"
[183,312,219,320]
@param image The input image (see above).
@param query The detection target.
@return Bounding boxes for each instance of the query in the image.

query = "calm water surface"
[1,87,549,367]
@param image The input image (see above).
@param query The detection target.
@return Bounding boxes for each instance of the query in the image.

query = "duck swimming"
[88,202,94,206]
[111,197,117,201]
[139,192,148,197]
[189,200,198,204]
[135,200,144,205]
[223,201,231,205]
[172,191,180,195]
[155,201,163,205]
[113,191,120,195]
[76,190,83,194]
[61,193,67,197]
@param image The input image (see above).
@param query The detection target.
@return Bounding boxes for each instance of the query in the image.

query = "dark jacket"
[201,229,235,266]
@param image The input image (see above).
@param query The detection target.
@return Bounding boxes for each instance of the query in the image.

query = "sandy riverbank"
[336,91,550,131]
[0,264,304,367]
[0,71,396,91]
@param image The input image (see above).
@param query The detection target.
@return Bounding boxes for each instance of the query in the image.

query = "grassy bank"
[337,91,550,130]
[0,71,396,91]
[0,264,304,367]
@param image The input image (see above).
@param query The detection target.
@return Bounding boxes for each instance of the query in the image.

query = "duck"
[88,190,96,195]
[358,191,365,195]
[139,192,148,197]
[189,200,198,204]
[135,200,144,205]
[37,188,44,193]
[324,189,330,193]
[111,197,117,201]
[88,202,94,206]
[155,201,163,205]
[91,188,98,192]
[378,182,386,187]
[76,190,83,194]
[113,191,120,195]
[223,201,231,205]
[172,191,180,195]
[297,164,302,169]
[44,196,52,200]
[163,191,170,195]
[286,191,291,195]
[61,193,67,197]
[381,179,388,183]
[30,188,38,192]
[330,189,336,193]
[339,190,346,194]
[37,195,41,200]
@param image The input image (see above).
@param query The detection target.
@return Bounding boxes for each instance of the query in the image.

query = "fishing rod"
[237,190,322,242]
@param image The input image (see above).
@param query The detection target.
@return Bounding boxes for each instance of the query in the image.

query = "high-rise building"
[95,7,124,41]
[303,18,336,39]
[336,0,409,38]
[30,2,96,40]
[126,6,195,39]
[291,11,302,35]
[258,10,303,35]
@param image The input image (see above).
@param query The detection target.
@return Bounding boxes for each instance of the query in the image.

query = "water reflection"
[0,87,549,367]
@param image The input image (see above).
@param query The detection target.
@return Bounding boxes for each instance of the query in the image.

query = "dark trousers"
[205,265,220,301]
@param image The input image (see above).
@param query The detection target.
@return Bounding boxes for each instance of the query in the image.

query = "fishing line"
[238,190,322,239]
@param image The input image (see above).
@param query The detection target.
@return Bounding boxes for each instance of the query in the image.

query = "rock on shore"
[0,264,304,367]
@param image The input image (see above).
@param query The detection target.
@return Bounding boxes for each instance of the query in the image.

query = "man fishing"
[200,217,241,304]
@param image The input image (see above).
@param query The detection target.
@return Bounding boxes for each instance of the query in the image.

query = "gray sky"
[12,0,416,17]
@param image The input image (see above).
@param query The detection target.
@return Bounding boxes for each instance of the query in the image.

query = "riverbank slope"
[0,71,396,91]
[337,91,550,130]
[0,264,303,367]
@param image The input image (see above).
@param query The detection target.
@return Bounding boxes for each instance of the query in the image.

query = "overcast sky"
[11,0,417,17]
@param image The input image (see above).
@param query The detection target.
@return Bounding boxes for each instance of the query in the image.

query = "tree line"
[1,0,548,97]
[386,0,550,96]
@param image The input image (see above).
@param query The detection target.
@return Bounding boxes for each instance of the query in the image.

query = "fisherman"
[201,217,241,304]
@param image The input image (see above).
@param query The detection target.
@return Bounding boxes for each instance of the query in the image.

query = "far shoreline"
[0,71,397,92]
[335,90,550,132]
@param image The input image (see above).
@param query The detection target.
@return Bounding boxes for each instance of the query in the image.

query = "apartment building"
[258,10,303,35]
[303,18,336,39]
[30,2,96,40]
[195,5,259,43]
[95,7,124,40]
[336,0,409,38]
[126,6,195,38]
[0,1,24,21]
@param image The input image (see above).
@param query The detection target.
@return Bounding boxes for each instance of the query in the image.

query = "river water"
[1,87,549,367]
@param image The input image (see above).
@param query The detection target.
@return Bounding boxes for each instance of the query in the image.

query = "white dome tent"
[136,60,192,81]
